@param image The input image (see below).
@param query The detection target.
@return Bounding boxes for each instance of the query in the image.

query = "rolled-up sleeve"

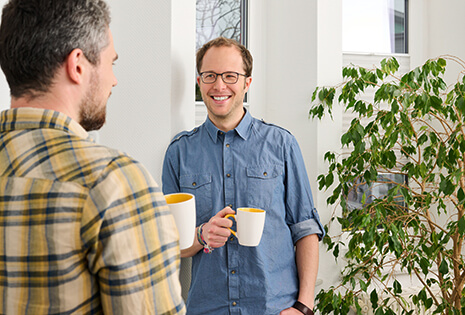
[284,137,325,243]
[289,212,325,243]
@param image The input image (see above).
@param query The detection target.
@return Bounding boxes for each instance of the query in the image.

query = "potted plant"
[310,56,465,314]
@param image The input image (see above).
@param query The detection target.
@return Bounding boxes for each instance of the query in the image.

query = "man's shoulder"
[254,118,294,138]
[169,127,201,145]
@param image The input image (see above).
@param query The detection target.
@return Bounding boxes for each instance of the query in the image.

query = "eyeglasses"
[199,71,247,84]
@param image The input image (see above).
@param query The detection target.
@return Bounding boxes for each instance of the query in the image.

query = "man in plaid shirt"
[0,0,185,314]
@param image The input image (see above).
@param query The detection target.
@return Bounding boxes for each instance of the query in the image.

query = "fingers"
[203,219,230,247]
[215,206,235,218]
[202,207,236,248]
[203,224,229,248]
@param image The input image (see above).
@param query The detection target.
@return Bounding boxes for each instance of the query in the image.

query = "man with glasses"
[162,37,324,315]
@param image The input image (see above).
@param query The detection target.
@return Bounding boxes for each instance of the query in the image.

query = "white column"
[315,0,344,291]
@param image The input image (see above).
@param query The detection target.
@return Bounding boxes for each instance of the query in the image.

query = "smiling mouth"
[212,96,230,101]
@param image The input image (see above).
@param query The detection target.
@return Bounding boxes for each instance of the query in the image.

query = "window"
[343,0,408,54]
[343,173,408,230]
[195,0,248,102]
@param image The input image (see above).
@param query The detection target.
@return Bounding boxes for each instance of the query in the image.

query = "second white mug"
[225,208,266,247]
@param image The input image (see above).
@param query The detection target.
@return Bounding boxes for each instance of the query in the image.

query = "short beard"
[78,74,107,132]
[79,102,106,132]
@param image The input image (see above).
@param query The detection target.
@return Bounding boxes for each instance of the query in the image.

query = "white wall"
[315,0,344,291]
[101,1,178,184]
[410,0,465,81]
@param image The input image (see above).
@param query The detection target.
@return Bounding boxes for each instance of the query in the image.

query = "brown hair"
[196,37,253,77]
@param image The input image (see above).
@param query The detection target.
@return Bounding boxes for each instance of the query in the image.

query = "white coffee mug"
[225,208,266,247]
[164,193,196,250]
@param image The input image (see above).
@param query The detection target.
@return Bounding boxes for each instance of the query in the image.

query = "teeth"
[213,96,229,101]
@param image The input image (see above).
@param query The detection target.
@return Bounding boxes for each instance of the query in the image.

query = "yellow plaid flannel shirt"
[0,108,186,314]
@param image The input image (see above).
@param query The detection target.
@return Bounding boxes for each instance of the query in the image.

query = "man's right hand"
[201,207,236,248]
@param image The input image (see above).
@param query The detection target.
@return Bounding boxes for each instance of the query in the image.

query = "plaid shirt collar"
[0,107,89,140]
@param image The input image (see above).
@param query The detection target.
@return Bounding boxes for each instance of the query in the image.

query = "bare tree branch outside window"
[196,0,243,51]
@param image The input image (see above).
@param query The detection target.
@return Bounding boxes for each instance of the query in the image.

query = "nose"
[212,76,227,90]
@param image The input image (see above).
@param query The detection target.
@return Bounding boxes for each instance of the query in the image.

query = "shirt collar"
[205,108,253,143]
[0,107,90,140]
[235,109,253,140]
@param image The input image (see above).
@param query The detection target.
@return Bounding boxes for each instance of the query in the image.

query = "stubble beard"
[79,73,107,132]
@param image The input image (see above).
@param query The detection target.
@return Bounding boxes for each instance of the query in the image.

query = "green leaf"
[458,216,465,235]
[437,58,446,68]
[359,279,368,292]
[333,244,340,258]
[419,257,430,275]
[456,96,465,114]
[439,176,455,196]
[439,259,449,275]
[370,290,379,309]
[458,188,465,204]
[393,280,402,294]
[326,172,334,187]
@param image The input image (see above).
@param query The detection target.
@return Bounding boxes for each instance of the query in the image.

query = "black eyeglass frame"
[199,71,248,84]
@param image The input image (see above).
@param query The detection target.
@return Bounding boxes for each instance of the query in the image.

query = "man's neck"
[10,87,78,122]
[209,108,246,133]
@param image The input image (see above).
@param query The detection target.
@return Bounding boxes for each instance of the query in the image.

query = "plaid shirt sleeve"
[82,155,186,315]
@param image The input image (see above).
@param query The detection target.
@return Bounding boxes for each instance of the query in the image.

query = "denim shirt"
[162,110,325,315]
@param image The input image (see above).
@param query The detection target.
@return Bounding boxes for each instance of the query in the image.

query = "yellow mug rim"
[236,207,265,213]
[165,192,194,204]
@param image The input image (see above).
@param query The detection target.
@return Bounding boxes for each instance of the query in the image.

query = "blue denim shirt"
[162,110,325,315]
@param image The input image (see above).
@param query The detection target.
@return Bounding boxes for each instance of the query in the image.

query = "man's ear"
[244,76,252,92]
[66,48,86,84]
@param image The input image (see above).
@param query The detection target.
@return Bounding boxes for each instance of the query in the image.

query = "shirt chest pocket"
[246,165,283,210]
[180,174,212,222]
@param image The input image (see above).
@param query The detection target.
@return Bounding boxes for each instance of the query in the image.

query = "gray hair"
[0,0,111,98]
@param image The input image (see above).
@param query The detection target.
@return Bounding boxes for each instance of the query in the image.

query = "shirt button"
[226,144,230,147]
[231,270,236,274]
[228,204,233,208]
[192,182,197,186]
[226,174,231,177]
[232,302,237,306]
[230,237,234,241]
[263,172,268,176]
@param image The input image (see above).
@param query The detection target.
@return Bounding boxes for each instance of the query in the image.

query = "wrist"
[292,301,314,315]
[197,223,213,254]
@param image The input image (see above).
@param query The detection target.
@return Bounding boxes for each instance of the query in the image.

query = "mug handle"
[225,214,237,237]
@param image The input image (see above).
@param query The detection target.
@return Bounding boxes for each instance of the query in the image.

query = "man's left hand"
[280,307,304,315]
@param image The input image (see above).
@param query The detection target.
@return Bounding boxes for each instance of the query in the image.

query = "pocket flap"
[180,174,212,189]
[246,165,282,179]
